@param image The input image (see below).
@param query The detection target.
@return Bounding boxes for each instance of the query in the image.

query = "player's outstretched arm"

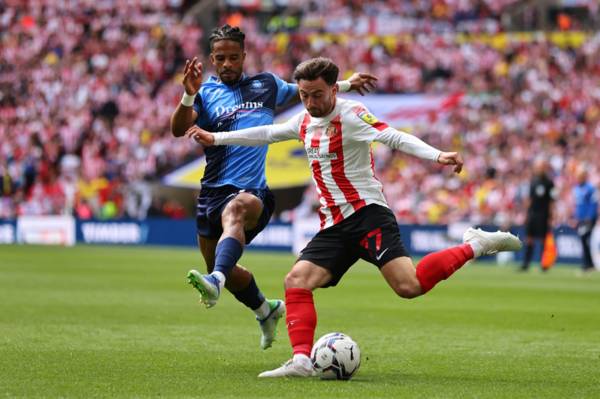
[171,58,203,137]
[378,128,463,174]
[352,108,463,174]
[186,120,298,147]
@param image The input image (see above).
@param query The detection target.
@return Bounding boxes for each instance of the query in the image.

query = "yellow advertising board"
[163,140,311,189]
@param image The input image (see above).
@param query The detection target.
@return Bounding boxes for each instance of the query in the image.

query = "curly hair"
[208,24,245,50]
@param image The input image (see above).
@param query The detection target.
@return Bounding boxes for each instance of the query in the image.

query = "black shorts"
[525,214,550,239]
[298,204,409,287]
[196,185,275,244]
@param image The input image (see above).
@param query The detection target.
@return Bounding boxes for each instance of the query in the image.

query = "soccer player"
[170,26,377,350]
[186,57,522,377]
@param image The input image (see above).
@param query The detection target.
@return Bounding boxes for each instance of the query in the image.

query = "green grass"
[1,245,599,398]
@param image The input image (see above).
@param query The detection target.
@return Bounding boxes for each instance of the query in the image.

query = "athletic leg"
[259,221,354,378]
[381,228,521,296]
[581,230,594,270]
[189,192,267,306]
[188,191,284,349]
[520,236,534,271]
[197,236,254,292]
[353,205,477,297]
[380,244,474,297]
[211,192,264,284]
[258,261,332,378]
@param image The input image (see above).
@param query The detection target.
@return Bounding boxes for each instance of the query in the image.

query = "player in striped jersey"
[186,57,522,377]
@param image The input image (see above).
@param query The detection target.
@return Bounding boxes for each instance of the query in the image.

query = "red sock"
[415,244,474,294]
[285,288,317,356]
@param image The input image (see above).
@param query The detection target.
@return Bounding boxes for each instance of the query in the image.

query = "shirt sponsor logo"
[306,147,338,160]
[215,101,264,118]
[306,147,337,161]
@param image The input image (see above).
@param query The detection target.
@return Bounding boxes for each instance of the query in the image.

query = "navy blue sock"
[213,237,244,278]
[233,276,266,311]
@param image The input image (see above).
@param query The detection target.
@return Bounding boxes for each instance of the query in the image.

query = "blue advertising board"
[1,217,597,267]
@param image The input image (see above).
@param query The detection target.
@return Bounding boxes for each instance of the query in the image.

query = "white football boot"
[258,356,315,378]
[257,299,285,350]
[463,227,522,257]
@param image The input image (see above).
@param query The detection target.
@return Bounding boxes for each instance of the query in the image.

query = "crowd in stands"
[228,0,520,35]
[1,0,599,227]
[0,0,201,219]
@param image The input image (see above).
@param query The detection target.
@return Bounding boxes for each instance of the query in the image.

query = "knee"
[284,270,308,289]
[392,280,422,299]
[222,200,246,224]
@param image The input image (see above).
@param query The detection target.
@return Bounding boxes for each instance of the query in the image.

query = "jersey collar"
[309,98,340,124]
[210,73,247,87]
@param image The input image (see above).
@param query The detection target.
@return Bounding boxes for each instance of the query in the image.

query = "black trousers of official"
[577,218,597,270]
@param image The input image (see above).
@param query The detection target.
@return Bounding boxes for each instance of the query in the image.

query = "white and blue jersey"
[193,73,297,189]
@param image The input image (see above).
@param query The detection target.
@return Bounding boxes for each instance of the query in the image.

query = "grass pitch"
[1,245,599,398]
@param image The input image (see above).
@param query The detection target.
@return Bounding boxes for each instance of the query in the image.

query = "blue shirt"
[573,182,598,221]
[193,73,297,189]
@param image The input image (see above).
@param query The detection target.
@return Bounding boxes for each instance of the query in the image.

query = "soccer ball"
[310,332,361,380]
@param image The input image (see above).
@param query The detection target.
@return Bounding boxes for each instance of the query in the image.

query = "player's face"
[298,78,337,118]
[210,40,245,85]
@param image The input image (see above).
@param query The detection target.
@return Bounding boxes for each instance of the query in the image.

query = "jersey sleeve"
[213,111,303,146]
[271,73,298,107]
[346,103,441,161]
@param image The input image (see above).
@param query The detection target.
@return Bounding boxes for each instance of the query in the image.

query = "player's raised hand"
[182,57,203,95]
[437,151,463,173]
[348,72,378,96]
[185,126,215,146]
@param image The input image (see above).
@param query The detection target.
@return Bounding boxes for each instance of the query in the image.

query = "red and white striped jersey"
[213,97,441,229]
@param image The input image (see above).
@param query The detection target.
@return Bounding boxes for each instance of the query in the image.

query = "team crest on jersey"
[249,79,268,93]
[353,106,379,125]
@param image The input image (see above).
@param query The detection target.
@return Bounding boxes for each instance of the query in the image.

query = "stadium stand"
[1,0,599,227]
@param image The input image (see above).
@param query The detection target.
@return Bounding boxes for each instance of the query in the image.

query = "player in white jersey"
[185,57,522,378]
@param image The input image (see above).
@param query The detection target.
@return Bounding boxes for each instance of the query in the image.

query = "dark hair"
[208,24,245,50]
[293,57,339,86]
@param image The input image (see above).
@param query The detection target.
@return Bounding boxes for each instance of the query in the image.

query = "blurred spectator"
[0,0,202,219]
[125,177,153,220]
